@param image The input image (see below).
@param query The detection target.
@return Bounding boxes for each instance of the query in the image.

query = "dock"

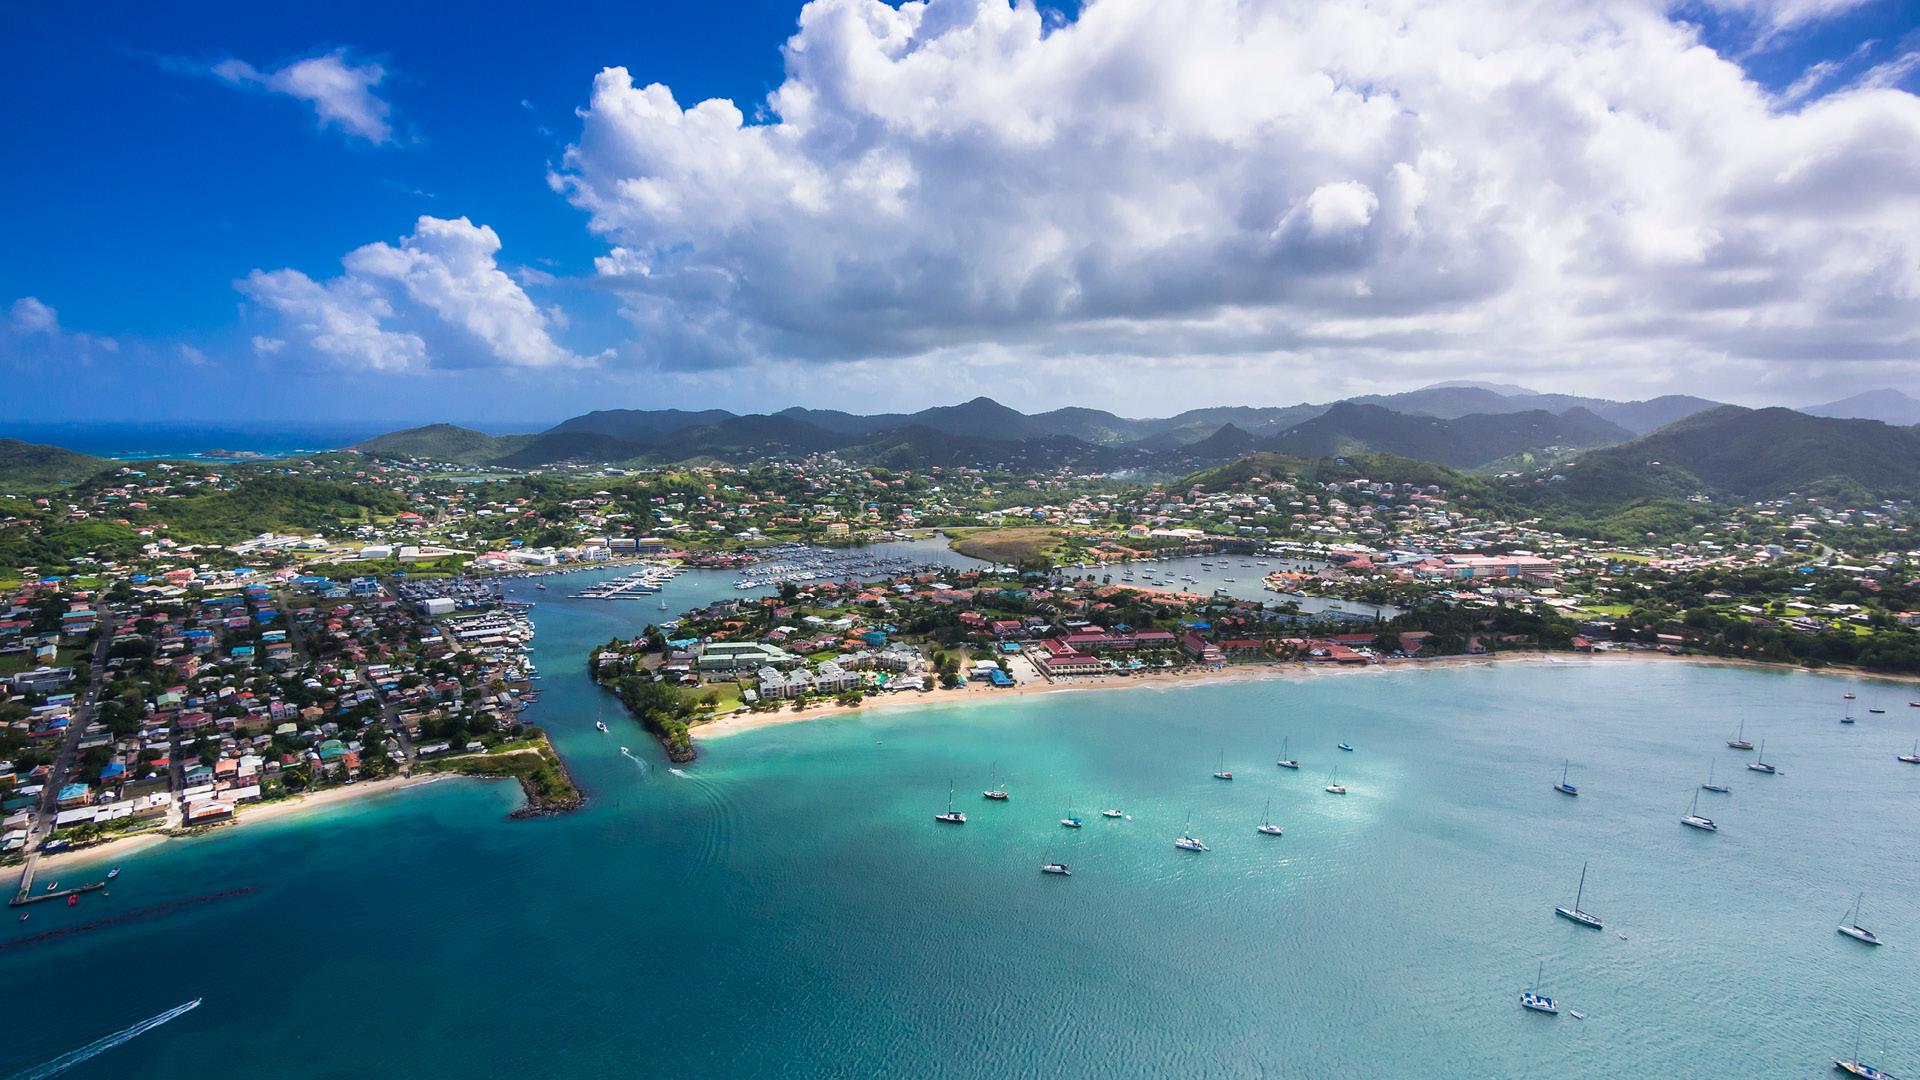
[572,565,682,599]
[10,852,110,907]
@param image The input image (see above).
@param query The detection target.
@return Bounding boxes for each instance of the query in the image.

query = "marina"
[570,563,684,599]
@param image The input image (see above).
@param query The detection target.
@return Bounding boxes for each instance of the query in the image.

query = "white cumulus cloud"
[210,48,395,143]
[4,296,120,365]
[240,216,590,373]
[551,0,1920,402]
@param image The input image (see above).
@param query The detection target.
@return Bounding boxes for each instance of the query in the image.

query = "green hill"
[1567,406,1920,502]
[0,438,114,490]
[352,424,527,464]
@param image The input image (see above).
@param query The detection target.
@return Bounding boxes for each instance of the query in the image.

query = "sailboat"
[1681,789,1718,831]
[1837,893,1883,946]
[1842,699,1855,725]
[1324,768,1347,795]
[1061,797,1083,828]
[1519,961,1559,1015]
[983,764,1008,801]
[1728,721,1754,751]
[1276,737,1299,769]
[1900,740,1920,765]
[1213,751,1233,781]
[1174,813,1210,851]
[1701,760,1730,794]
[1256,797,1283,836]
[1555,759,1579,796]
[1041,848,1070,875]
[934,781,966,824]
[1747,739,1778,774]
[1554,862,1603,929]
[1835,1021,1901,1078]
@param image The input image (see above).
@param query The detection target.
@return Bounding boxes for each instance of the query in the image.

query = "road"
[13,607,116,897]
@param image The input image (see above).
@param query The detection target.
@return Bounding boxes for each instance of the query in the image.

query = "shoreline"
[27,773,459,876]
[690,648,1920,741]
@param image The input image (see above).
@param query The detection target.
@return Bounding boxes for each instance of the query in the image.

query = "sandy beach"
[689,648,1920,741]
[28,773,458,875]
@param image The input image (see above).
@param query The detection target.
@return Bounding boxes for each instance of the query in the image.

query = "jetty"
[10,852,109,907]
[572,565,683,599]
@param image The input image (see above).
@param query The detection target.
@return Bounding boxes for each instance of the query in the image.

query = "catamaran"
[1325,768,1347,795]
[1728,721,1754,751]
[1748,739,1778,774]
[1520,961,1559,1015]
[1276,737,1299,769]
[934,782,966,824]
[1899,740,1920,764]
[1682,790,1717,831]
[1702,760,1730,794]
[1256,797,1283,836]
[1554,862,1603,929]
[1555,759,1579,796]
[1213,750,1233,781]
[983,764,1009,801]
[1837,893,1882,946]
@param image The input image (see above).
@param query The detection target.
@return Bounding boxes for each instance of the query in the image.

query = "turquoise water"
[5,566,1918,1078]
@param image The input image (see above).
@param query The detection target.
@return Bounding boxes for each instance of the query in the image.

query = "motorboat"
[1101,808,1125,819]
[595,721,608,732]
[1338,742,1354,752]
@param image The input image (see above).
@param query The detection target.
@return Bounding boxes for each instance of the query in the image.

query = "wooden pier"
[11,879,107,907]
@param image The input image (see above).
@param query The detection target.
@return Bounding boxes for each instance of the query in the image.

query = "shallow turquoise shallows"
[4,564,1917,1078]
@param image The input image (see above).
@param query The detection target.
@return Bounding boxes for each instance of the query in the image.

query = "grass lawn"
[1577,603,1633,617]
[949,528,1063,565]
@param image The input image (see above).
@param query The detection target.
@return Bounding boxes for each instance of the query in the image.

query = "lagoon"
[4,566,1916,1078]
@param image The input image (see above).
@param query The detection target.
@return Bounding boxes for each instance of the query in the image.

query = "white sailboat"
[1898,740,1920,765]
[1277,737,1299,769]
[1256,797,1283,836]
[1728,721,1754,751]
[1213,750,1233,781]
[1554,862,1603,929]
[934,781,966,824]
[1324,768,1346,795]
[1747,739,1778,774]
[1174,813,1209,851]
[1555,759,1578,796]
[1837,893,1882,946]
[1681,789,1717,831]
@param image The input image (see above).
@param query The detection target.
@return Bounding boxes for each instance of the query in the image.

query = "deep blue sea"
[3,558,1917,1078]
[0,421,523,460]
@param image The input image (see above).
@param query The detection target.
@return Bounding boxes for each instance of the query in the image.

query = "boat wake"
[7,998,201,1080]
[667,767,691,779]
[619,747,650,774]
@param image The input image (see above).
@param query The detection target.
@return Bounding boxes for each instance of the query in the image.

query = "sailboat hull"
[1555,906,1604,929]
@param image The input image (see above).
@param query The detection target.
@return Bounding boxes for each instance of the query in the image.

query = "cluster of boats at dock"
[569,563,683,599]
[731,544,953,591]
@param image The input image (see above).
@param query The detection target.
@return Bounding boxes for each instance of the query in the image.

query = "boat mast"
[1575,862,1587,913]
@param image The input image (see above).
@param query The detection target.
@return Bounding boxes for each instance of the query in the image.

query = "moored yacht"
[1682,790,1717,831]
[1747,740,1778,774]
[1728,721,1754,751]
[1837,893,1882,946]
[1899,740,1920,764]
[1174,814,1209,851]
[934,782,966,824]
[1555,759,1578,796]
[1213,750,1232,781]
[1324,768,1347,795]
[1554,862,1603,929]
[1520,962,1558,1015]
[983,764,1008,801]
[1276,737,1299,769]
[1041,861,1071,876]
[1337,742,1354,752]
[1256,797,1283,836]
[1102,807,1125,818]
[1701,761,1730,794]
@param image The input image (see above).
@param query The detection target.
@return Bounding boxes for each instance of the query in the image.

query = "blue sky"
[3,0,1918,428]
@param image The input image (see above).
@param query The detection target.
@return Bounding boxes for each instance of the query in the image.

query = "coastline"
[28,773,458,875]
[689,648,1920,741]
